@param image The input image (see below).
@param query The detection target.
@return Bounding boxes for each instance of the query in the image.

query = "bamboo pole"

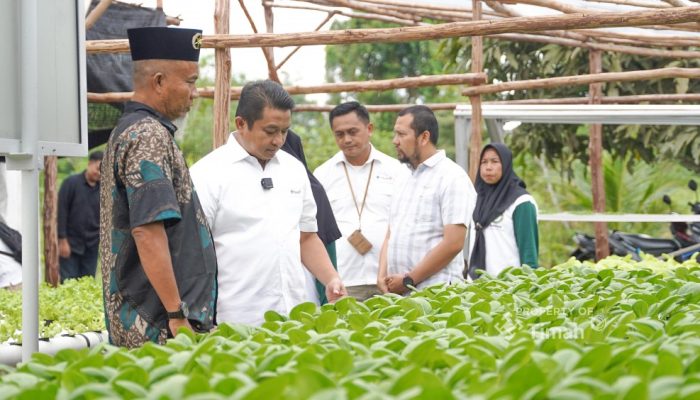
[238,0,280,82]
[462,67,700,96]
[86,7,700,52]
[262,0,281,82]
[85,0,113,30]
[213,0,231,149]
[43,157,59,287]
[305,0,420,22]
[265,1,418,26]
[498,0,700,31]
[275,12,338,70]
[586,0,671,7]
[588,49,609,260]
[469,0,484,181]
[488,33,700,59]
[89,92,700,105]
[289,93,700,111]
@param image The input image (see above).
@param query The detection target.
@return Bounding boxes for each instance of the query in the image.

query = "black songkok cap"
[127,27,202,62]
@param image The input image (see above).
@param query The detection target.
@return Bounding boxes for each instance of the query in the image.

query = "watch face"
[403,276,414,288]
[181,302,189,318]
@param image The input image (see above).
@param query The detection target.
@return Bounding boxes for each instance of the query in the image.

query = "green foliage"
[513,150,698,266]
[3,258,700,398]
[440,37,700,172]
[0,277,104,343]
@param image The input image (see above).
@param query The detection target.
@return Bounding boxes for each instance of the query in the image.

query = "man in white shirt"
[191,80,346,326]
[379,105,477,295]
[314,102,408,301]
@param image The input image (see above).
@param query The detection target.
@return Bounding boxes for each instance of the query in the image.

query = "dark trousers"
[59,244,98,283]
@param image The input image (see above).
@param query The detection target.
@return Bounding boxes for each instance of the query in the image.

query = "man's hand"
[377,273,389,293]
[168,318,193,337]
[325,276,347,303]
[59,239,71,259]
[385,274,409,295]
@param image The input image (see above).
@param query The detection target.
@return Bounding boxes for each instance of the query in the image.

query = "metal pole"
[20,0,40,362]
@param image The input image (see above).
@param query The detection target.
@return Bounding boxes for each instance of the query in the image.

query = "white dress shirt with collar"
[190,133,318,326]
[314,146,409,287]
[388,150,476,289]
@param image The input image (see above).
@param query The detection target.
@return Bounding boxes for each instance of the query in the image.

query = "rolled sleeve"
[118,129,181,229]
[299,174,318,233]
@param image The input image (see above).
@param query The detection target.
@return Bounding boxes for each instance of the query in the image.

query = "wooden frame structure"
[80,0,700,261]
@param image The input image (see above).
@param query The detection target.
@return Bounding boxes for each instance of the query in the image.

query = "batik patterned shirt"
[99,101,217,348]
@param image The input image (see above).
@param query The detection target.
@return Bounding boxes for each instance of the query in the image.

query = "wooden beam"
[585,0,671,8]
[238,0,280,82]
[87,73,488,103]
[262,0,281,83]
[499,0,700,31]
[469,0,484,182]
[85,6,700,52]
[43,156,59,287]
[462,67,700,96]
[275,12,338,70]
[488,33,700,59]
[304,0,420,22]
[89,91,700,105]
[213,0,231,149]
[292,103,461,112]
[588,49,609,260]
[265,1,419,26]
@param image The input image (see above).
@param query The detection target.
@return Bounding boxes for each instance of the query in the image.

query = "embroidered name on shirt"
[290,189,301,194]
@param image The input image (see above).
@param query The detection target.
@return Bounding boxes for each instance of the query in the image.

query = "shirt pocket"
[415,184,438,223]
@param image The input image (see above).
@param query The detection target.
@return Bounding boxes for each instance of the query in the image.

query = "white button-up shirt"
[314,146,409,286]
[388,150,476,288]
[190,133,317,326]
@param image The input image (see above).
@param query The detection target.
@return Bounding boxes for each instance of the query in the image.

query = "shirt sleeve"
[513,201,539,268]
[57,176,74,238]
[116,124,181,229]
[190,160,218,230]
[300,167,318,233]
[440,170,477,227]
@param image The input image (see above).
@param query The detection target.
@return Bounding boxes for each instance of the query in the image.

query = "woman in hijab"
[467,143,539,279]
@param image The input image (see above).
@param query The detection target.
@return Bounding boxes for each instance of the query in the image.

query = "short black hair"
[329,101,370,127]
[89,151,104,162]
[397,105,438,145]
[235,80,295,128]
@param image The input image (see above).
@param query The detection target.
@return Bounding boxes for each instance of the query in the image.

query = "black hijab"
[467,143,528,279]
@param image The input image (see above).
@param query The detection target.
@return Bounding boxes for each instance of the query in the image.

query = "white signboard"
[0,0,87,157]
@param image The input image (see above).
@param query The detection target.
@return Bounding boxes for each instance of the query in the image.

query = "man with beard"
[378,105,476,295]
[99,27,218,347]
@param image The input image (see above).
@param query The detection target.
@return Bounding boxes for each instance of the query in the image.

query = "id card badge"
[347,229,373,255]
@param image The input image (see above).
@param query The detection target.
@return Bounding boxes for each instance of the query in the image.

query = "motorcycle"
[570,180,700,262]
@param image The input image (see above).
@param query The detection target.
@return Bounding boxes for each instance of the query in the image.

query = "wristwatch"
[167,301,189,320]
[402,274,415,289]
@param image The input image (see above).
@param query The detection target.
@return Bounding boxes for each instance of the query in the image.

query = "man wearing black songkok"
[99,27,217,348]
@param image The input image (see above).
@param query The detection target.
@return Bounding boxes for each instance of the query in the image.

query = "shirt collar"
[124,101,177,136]
[334,144,381,166]
[418,149,446,169]
[226,132,281,166]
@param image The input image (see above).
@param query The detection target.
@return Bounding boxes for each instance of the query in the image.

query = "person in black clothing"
[282,129,342,304]
[58,151,103,282]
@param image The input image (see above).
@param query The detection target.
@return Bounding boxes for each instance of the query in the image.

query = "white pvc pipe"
[0,331,108,366]
[19,0,40,363]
